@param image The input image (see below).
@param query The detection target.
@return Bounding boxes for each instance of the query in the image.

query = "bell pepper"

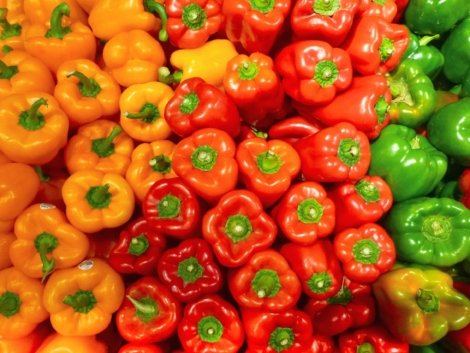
[280,240,343,300]
[0,323,50,353]
[328,175,393,233]
[236,137,301,208]
[166,0,224,49]
[304,278,376,336]
[0,50,55,99]
[88,0,168,41]
[275,40,352,106]
[164,77,241,138]
[43,258,124,336]
[342,15,409,75]
[143,177,201,239]
[61,170,135,233]
[372,265,470,345]
[385,197,470,267]
[369,124,448,202]
[86,228,119,260]
[33,165,68,211]
[290,0,360,46]
[295,74,391,139]
[0,232,13,270]
[0,8,25,52]
[108,217,167,276]
[228,250,301,312]
[126,140,177,202]
[36,334,107,353]
[402,31,444,79]
[272,182,335,245]
[64,120,134,176]
[0,93,69,165]
[102,29,166,87]
[172,128,238,203]
[359,0,397,21]
[75,0,98,13]
[202,189,277,268]
[338,325,409,353]
[119,343,164,353]
[444,323,470,353]
[268,116,321,144]
[334,223,396,283]
[54,59,121,126]
[178,295,244,353]
[24,0,88,24]
[459,168,470,209]
[23,3,96,73]
[238,124,269,142]
[223,53,286,130]
[116,276,182,344]
[119,82,174,143]
[295,122,371,183]
[0,267,49,339]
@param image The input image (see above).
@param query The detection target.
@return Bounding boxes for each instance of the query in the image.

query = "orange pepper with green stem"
[36,333,108,353]
[54,59,121,126]
[24,0,88,24]
[0,323,50,353]
[119,82,174,142]
[0,1,25,24]
[0,232,14,270]
[0,7,26,51]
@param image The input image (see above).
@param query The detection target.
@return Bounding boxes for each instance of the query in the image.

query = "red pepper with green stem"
[358,0,397,22]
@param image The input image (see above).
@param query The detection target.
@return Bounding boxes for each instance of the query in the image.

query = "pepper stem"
[177,257,204,283]
[158,67,183,85]
[379,38,395,62]
[191,145,218,171]
[85,184,112,209]
[251,269,281,298]
[143,0,169,42]
[268,327,294,352]
[149,154,172,174]
[313,0,340,16]
[314,60,339,87]
[179,92,200,114]
[327,283,352,305]
[416,288,440,313]
[238,61,259,80]
[197,315,224,342]
[63,289,97,313]
[355,179,380,203]
[297,198,324,224]
[419,34,440,46]
[0,60,18,79]
[374,95,389,124]
[338,138,360,166]
[250,0,275,13]
[182,3,207,30]
[45,2,72,39]
[127,295,159,323]
[224,214,253,243]
[357,342,375,353]
[18,98,47,131]
[256,151,282,174]
[125,102,159,123]
[91,126,121,158]
[157,194,181,219]
[0,291,21,318]
[34,232,59,282]
[67,71,102,98]
[307,272,332,294]
[128,234,150,256]
[33,166,51,182]
[0,8,22,40]
[421,215,452,242]
[352,239,381,265]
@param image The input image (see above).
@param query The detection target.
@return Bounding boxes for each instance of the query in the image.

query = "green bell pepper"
[432,180,461,199]
[403,31,444,79]
[372,265,470,346]
[428,98,470,166]
[369,124,447,202]
[388,59,437,128]
[442,17,470,84]
[385,197,470,267]
[410,345,446,353]
[404,0,470,35]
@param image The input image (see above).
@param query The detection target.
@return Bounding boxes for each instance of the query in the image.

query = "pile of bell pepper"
[2,0,470,352]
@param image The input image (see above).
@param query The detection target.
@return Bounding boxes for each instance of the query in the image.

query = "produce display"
[2,0,470,352]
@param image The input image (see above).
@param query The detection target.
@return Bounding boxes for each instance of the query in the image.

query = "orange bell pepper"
[0,323,50,353]
[119,82,174,142]
[0,150,9,164]
[54,59,121,126]
[0,1,25,23]
[75,0,99,13]
[64,120,134,176]
[42,258,125,336]
[23,3,96,73]
[88,0,168,41]
[0,92,69,165]
[0,163,40,222]
[126,140,177,202]
[62,170,135,233]
[103,29,166,88]
[0,232,14,270]
[9,203,90,282]
[0,50,55,99]
[23,0,88,24]
[0,267,49,340]
[0,7,26,51]
[36,333,108,353]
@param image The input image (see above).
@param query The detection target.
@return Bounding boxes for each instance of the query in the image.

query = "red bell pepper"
[295,75,392,139]
[328,175,393,233]
[275,40,353,106]
[237,124,269,142]
[222,0,291,54]
[311,335,336,353]
[115,277,182,344]
[236,137,301,208]
[119,343,164,353]
[444,323,470,352]
[280,240,343,300]
[393,0,409,23]
[342,15,409,75]
[290,0,360,46]
[108,217,167,275]
[333,223,396,283]
[33,166,68,211]
[304,278,376,336]
[142,177,201,239]
[223,53,286,130]
[164,78,241,138]
[338,325,409,353]
[242,308,313,353]
[166,0,224,49]
[458,168,470,209]
[177,295,244,353]
[202,189,277,268]
[294,122,371,183]
[272,182,335,245]
[228,249,301,312]
[358,0,397,22]
[157,238,223,303]
[268,116,322,145]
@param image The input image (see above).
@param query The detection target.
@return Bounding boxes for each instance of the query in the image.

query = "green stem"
[313,0,340,16]
[191,145,218,171]
[416,288,440,313]
[0,60,18,79]
[374,95,389,125]
[251,269,281,298]
[2,45,12,54]
[197,316,224,343]
[45,2,72,39]
[419,34,440,46]
[307,272,332,294]
[268,327,294,352]
[224,214,252,243]
[33,166,51,182]
[149,154,171,174]
[0,8,21,40]
[85,184,112,209]
[125,102,159,124]
[421,216,452,242]
[337,138,360,167]
[34,232,59,282]
[177,257,204,284]
[238,61,259,80]
[128,234,150,256]
[379,38,395,63]
[355,179,380,203]
[410,136,421,150]
[158,67,183,85]
[357,342,375,353]
[63,289,97,313]
[127,295,158,323]
[179,92,200,114]
[67,71,102,98]
[297,198,324,224]
[157,194,181,219]
[314,60,339,87]
[182,3,207,30]
[256,151,282,174]
[18,98,47,131]
[327,285,352,305]
[352,239,381,265]
[91,126,121,158]
[250,0,275,13]
[143,0,169,42]
[0,291,21,318]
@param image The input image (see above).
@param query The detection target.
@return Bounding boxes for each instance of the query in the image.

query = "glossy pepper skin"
[359,0,397,22]
[275,40,352,106]
[0,232,14,270]
[178,295,244,353]
[272,182,335,245]
[0,7,26,52]
[338,325,409,353]
[158,238,223,303]
[119,343,164,353]
[0,323,50,353]
[402,31,444,79]
[35,333,108,353]
[223,0,291,54]
[143,177,201,239]
[441,18,470,85]
[23,0,88,24]
[202,190,277,268]
[295,122,371,183]
[280,240,343,300]
[116,276,182,344]
[164,77,241,138]
[372,265,470,346]
[268,116,321,144]
[369,124,447,202]
[108,217,166,276]
[385,197,470,267]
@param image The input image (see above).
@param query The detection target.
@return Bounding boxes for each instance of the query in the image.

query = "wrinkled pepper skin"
[338,325,409,353]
